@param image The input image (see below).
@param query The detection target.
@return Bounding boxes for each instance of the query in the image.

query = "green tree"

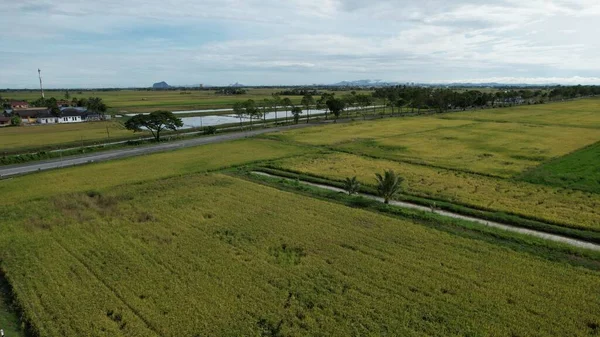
[65,91,70,99]
[281,97,292,123]
[326,97,346,122]
[355,94,372,120]
[86,97,107,114]
[342,94,355,118]
[233,101,246,129]
[301,94,315,123]
[395,98,406,114]
[124,110,183,142]
[243,99,259,130]
[291,106,302,124]
[10,115,22,126]
[375,170,403,204]
[317,93,334,120]
[271,94,282,122]
[343,176,360,195]
[261,98,272,123]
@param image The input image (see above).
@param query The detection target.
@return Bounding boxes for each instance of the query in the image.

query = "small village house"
[14,108,51,124]
[0,116,10,126]
[10,101,29,109]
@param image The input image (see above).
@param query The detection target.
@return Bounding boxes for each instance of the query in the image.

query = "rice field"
[519,141,600,194]
[336,122,600,177]
[0,138,312,205]
[2,88,370,114]
[273,152,600,231]
[442,98,600,128]
[0,121,143,153]
[265,117,474,146]
[1,173,599,337]
[2,97,600,336]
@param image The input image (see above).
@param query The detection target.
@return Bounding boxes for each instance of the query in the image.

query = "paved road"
[0,123,313,178]
[252,171,600,252]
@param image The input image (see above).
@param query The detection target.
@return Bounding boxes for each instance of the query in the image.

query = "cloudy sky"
[2,0,600,88]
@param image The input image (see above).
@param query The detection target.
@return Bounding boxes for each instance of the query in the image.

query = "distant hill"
[152,81,171,89]
[330,79,400,87]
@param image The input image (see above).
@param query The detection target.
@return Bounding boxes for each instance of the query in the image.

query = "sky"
[1,0,600,88]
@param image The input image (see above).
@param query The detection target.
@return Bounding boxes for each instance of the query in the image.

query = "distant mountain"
[229,82,244,87]
[329,79,400,87]
[152,81,171,89]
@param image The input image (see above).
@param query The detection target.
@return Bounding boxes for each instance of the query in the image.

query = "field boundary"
[255,166,600,243]
[233,170,600,270]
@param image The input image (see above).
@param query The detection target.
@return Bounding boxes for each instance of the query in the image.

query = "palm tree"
[343,176,360,195]
[375,170,403,204]
[282,97,292,124]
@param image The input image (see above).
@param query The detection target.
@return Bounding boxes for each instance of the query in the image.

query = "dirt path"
[251,171,600,252]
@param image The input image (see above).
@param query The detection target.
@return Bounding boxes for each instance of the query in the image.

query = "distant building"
[0,116,10,126]
[10,101,29,109]
[36,112,59,124]
[37,109,84,124]
[58,109,84,123]
[14,108,50,123]
[56,100,72,108]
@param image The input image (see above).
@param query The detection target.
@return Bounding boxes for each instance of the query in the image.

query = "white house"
[37,110,84,124]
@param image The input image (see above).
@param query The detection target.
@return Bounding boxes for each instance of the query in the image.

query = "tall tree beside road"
[233,102,245,129]
[282,97,292,123]
[124,110,183,142]
[301,94,315,123]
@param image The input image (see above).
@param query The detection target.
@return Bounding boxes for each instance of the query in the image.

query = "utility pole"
[38,68,45,98]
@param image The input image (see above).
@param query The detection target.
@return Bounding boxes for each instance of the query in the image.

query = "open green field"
[264,97,600,232]
[272,152,600,231]
[2,98,600,336]
[519,141,600,194]
[442,98,600,128]
[2,88,370,114]
[0,121,144,153]
[336,121,600,177]
[2,171,600,336]
[0,138,312,205]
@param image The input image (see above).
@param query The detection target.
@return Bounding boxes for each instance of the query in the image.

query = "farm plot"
[0,121,141,153]
[443,98,600,128]
[0,138,312,205]
[519,141,600,194]
[273,153,600,231]
[263,117,474,146]
[336,122,600,177]
[1,174,599,337]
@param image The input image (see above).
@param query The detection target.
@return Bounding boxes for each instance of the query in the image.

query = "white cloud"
[1,0,599,87]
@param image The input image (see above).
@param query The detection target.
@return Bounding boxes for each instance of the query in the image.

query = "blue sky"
[2,0,600,88]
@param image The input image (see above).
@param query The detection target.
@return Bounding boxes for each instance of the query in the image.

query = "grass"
[271,152,600,232]
[263,116,474,146]
[0,273,24,337]
[336,122,600,177]
[2,88,372,114]
[0,121,145,154]
[0,138,313,205]
[442,97,600,128]
[519,141,600,193]
[1,173,600,336]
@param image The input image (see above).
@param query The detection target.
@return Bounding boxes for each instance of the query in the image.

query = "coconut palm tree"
[343,176,360,195]
[375,170,403,204]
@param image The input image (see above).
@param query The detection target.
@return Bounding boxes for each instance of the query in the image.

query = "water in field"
[178,106,371,129]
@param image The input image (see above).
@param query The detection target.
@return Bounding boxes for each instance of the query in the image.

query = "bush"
[204,126,217,135]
